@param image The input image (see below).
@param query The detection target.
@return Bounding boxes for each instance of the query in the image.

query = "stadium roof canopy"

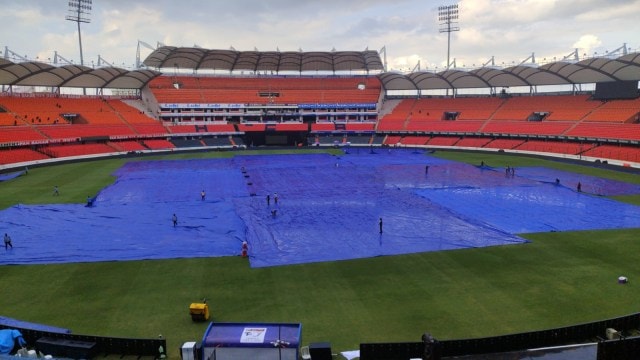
[0,58,161,89]
[142,46,385,73]
[1,50,638,92]
[380,52,640,90]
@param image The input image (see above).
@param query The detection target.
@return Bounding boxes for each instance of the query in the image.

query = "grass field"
[1,149,640,358]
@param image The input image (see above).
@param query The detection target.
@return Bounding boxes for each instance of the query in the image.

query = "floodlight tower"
[66,0,92,66]
[438,4,460,70]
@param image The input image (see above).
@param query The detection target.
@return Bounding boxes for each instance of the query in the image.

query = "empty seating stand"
[0,148,50,165]
[1,88,639,168]
[149,75,382,105]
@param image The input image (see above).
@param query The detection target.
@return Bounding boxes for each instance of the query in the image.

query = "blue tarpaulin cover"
[0,316,70,334]
[0,171,25,182]
[1,150,640,267]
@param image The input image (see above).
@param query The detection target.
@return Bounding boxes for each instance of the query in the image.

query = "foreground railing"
[360,312,640,360]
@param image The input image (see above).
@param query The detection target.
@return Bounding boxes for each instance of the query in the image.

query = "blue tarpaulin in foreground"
[0,171,25,182]
[0,316,70,334]
[1,150,640,267]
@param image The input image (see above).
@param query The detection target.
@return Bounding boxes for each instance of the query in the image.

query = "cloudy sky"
[1,0,638,72]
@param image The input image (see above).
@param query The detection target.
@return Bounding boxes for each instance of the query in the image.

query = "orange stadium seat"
[565,122,640,141]
[237,123,266,132]
[0,112,22,126]
[381,99,416,122]
[490,95,596,121]
[0,148,50,165]
[427,136,460,146]
[131,123,168,135]
[149,76,382,105]
[345,123,375,131]
[383,135,403,145]
[514,140,594,155]
[167,125,197,134]
[455,137,493,148]
[37,124,136,139]
[108,140,147,152]
[42,143,118,158]
[483,139,526,150]
[205,124,236,133]
[415,120,484,133]
[481,121,573,136]
[582,97,640,122]
[582,144,640,163]
[0,126,48,144]
[409,97,504,121]
[376,118,406,131]
[274,123,308,131]
[311,123,336,132]
[1,77,639,168]
[401,136,430,146]
[142,139,175,150]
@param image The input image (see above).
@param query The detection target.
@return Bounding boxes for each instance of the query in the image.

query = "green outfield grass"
[1,149,639,357]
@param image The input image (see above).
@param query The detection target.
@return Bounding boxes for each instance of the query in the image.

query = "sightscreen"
[593,80,639,100]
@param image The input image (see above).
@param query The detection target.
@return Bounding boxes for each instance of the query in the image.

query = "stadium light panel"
[438,3,460,70]
[65,0,91,94]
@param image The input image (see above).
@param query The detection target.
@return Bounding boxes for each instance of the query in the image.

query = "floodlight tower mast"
[438,4,460,70]
[66,0,92,67]
[136,40,156,68]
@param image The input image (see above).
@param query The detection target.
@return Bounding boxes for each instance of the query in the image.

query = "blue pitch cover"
[1,150,639,267]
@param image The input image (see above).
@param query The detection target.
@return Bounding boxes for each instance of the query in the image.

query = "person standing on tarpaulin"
[4,233,12,250]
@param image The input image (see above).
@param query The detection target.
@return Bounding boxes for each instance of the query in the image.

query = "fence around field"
[360,312,640,359]
[0,318,165,359]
